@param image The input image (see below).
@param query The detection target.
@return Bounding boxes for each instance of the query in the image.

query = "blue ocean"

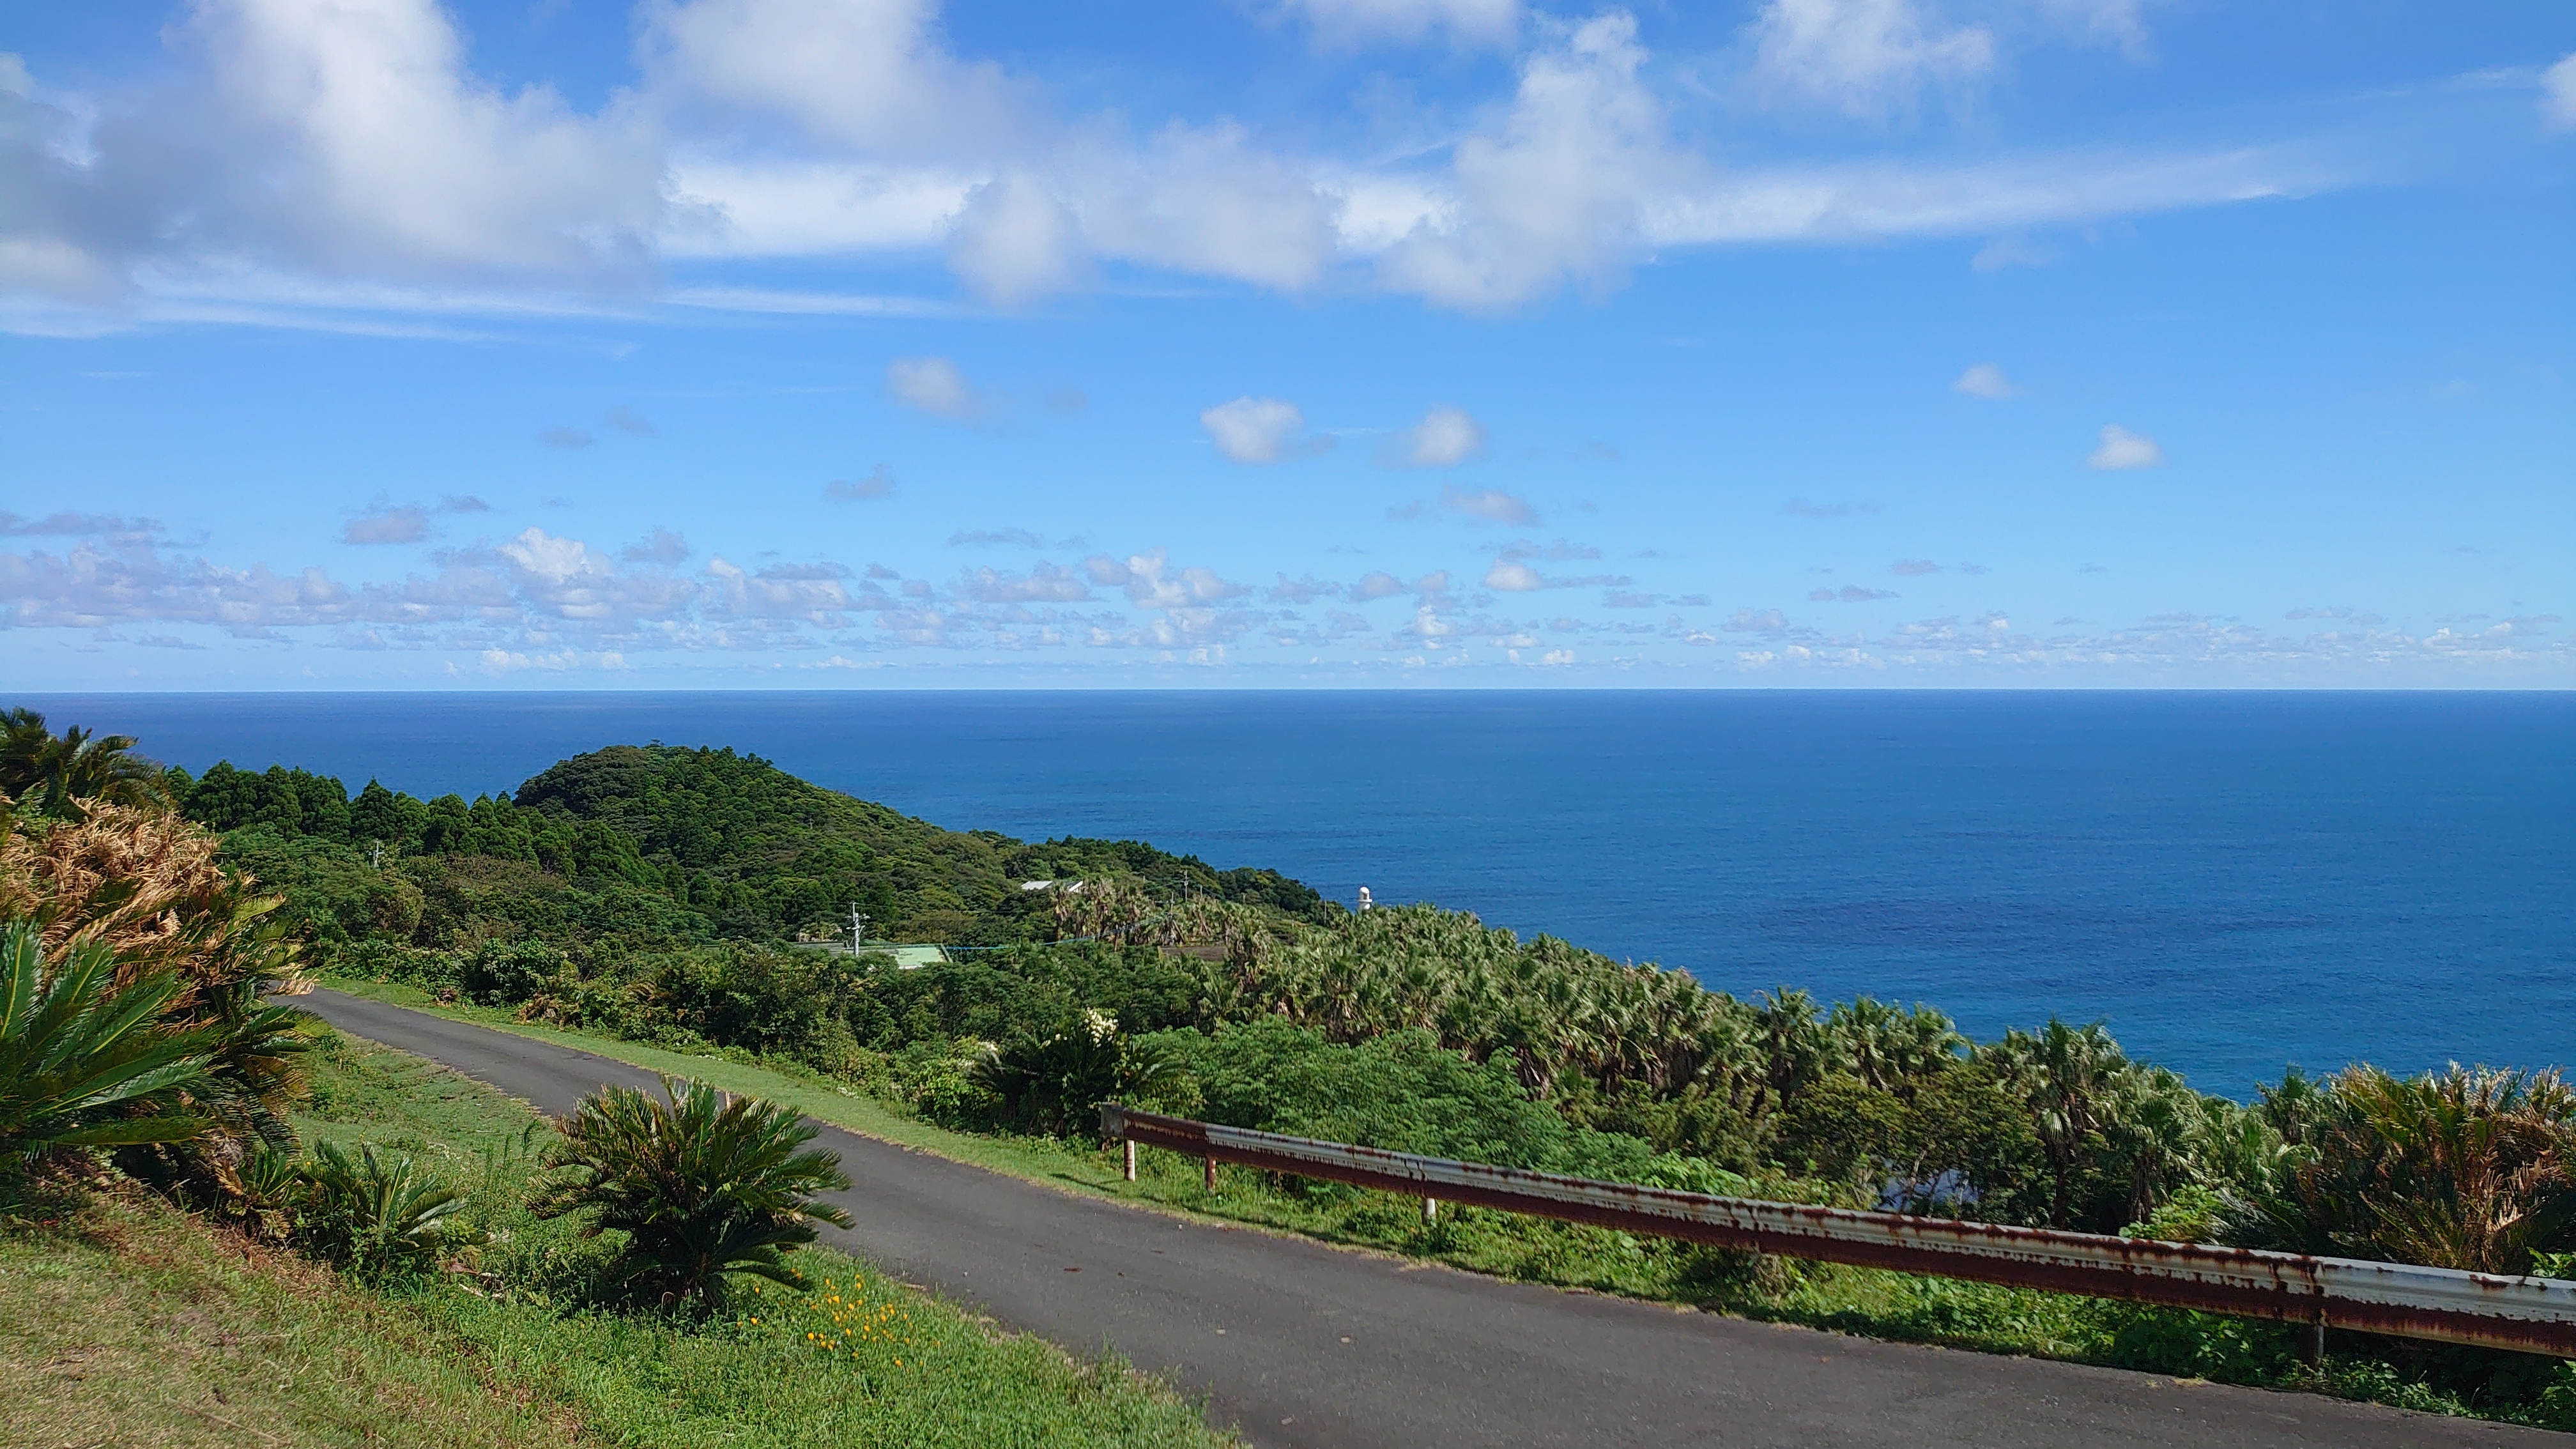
[19,691,2570,1098]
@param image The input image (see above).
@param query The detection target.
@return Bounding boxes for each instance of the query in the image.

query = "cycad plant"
[531,1075,854,1314]
[970,1008,1176,1137]
[0,920,215,1179]
[297,1139,468,1282]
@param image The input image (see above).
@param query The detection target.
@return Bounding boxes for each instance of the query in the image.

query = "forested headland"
[12,709,2576,1429]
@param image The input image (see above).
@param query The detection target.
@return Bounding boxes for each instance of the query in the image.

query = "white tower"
[1357,885,1374,912]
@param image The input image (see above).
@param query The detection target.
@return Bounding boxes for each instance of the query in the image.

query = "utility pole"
[848,903,870,955]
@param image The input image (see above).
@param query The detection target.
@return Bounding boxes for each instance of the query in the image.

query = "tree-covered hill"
[169,743,1324,952]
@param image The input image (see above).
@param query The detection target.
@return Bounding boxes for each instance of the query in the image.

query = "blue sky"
[3,0,2570,688]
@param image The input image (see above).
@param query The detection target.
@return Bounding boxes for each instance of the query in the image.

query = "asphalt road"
[299,990,2544,1448]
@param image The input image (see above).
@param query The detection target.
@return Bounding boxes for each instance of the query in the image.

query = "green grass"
[314,976,2576,1432]
[0,1179,598,1448]
[0,1023,1234,1449]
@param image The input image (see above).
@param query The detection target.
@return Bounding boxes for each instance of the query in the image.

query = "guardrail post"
[1423,1195,1439,1225]
[2301,1314,2327,1367]
[1123,1138,1138,1183]
[1204,1154,1218,1193]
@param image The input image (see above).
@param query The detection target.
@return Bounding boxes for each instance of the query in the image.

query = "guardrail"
[1100,1103,2576,1358]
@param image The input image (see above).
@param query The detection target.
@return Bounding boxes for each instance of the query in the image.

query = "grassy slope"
[0,1184,595,1449]
[0,1028,1232,1449]
[314,976,2543,1429]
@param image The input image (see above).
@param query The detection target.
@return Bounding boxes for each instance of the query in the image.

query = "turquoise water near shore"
[20,689,2570,1097]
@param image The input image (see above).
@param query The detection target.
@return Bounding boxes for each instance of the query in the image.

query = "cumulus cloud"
[620,526,691,565]
[886,356,983,420]
[1437,482,1538,525]
[1952,362,2020,399]
[1890,558,1942,575]
[2087,423,2167,470]
[1723,607,1794,636]
[604,405,656,436]
[962,560,1090,602]
[438,494,491,513]
[1749,0,1995,118]
[826,464,898,500]
[2543,52,2576,128]
[0,0,2416,333]
[1376,13,1697,309]
[1385,404,1488,466]
[1201,396,1321,463]
[1485,559,1544,591]
[944,173,1084,305]
[539,426,595,448]
[0,0,665,310]
[644,0,1019,157]
[343,505,430,545]
[1813,585,1899,601]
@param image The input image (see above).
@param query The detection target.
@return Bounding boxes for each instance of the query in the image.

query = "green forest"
[12,711,2576,1431]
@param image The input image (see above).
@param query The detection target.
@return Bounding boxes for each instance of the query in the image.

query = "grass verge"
[314,976,2572,1432]
[1,1023,1233,1449]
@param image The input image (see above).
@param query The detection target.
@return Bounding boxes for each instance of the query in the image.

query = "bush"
[0,921,217,1177]
[459,940,565,1007]
[970,1009,1177,1138]
[530,1075,855,1314]
[296,1138,469,1282]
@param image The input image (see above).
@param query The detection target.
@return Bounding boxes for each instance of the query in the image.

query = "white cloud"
[962,561,1091,603]
[2546,52,2576,129]
[643,0,1018,157]
[1389,404,1488,466]
[1271,0,1520,47]
[343,505,429,545]
[1201,396,1318,463]
[1952,362,2020,399]
[1377,13,1696,309]
[1066,123,1340,295]
[944,173,1084,306]
[2087,423,2166,470]
[826,464,898,500]
[620,527,691,565]
[1749,0,1995,118]
[180,0,659,282]
[1439,482,1538,525]
[886,356,981,420]
[1484,559,1544,591]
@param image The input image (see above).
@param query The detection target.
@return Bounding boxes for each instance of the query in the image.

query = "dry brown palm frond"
[0,804,311,1006]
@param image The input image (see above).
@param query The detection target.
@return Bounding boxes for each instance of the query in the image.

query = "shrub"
[0,920,216,1179]
[296,1138,469,1282]
[970,1009,1177,1138]
[530,1075,854,1314]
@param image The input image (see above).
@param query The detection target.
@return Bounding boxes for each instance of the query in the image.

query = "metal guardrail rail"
[1101,1103,2576,1358]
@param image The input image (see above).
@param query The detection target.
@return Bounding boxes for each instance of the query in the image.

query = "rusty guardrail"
[1100,1103,2576,1358]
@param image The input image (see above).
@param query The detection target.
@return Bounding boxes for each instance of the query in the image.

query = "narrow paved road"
[300,991,2541,1449]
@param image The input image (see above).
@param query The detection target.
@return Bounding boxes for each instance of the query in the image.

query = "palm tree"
[1986,1018,2128,1227]
[0,710,170,819]
[531,1075,855,1314]
[0,921,217,1175]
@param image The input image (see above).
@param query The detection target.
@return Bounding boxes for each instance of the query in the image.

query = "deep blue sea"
[18,691,2570,1098]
